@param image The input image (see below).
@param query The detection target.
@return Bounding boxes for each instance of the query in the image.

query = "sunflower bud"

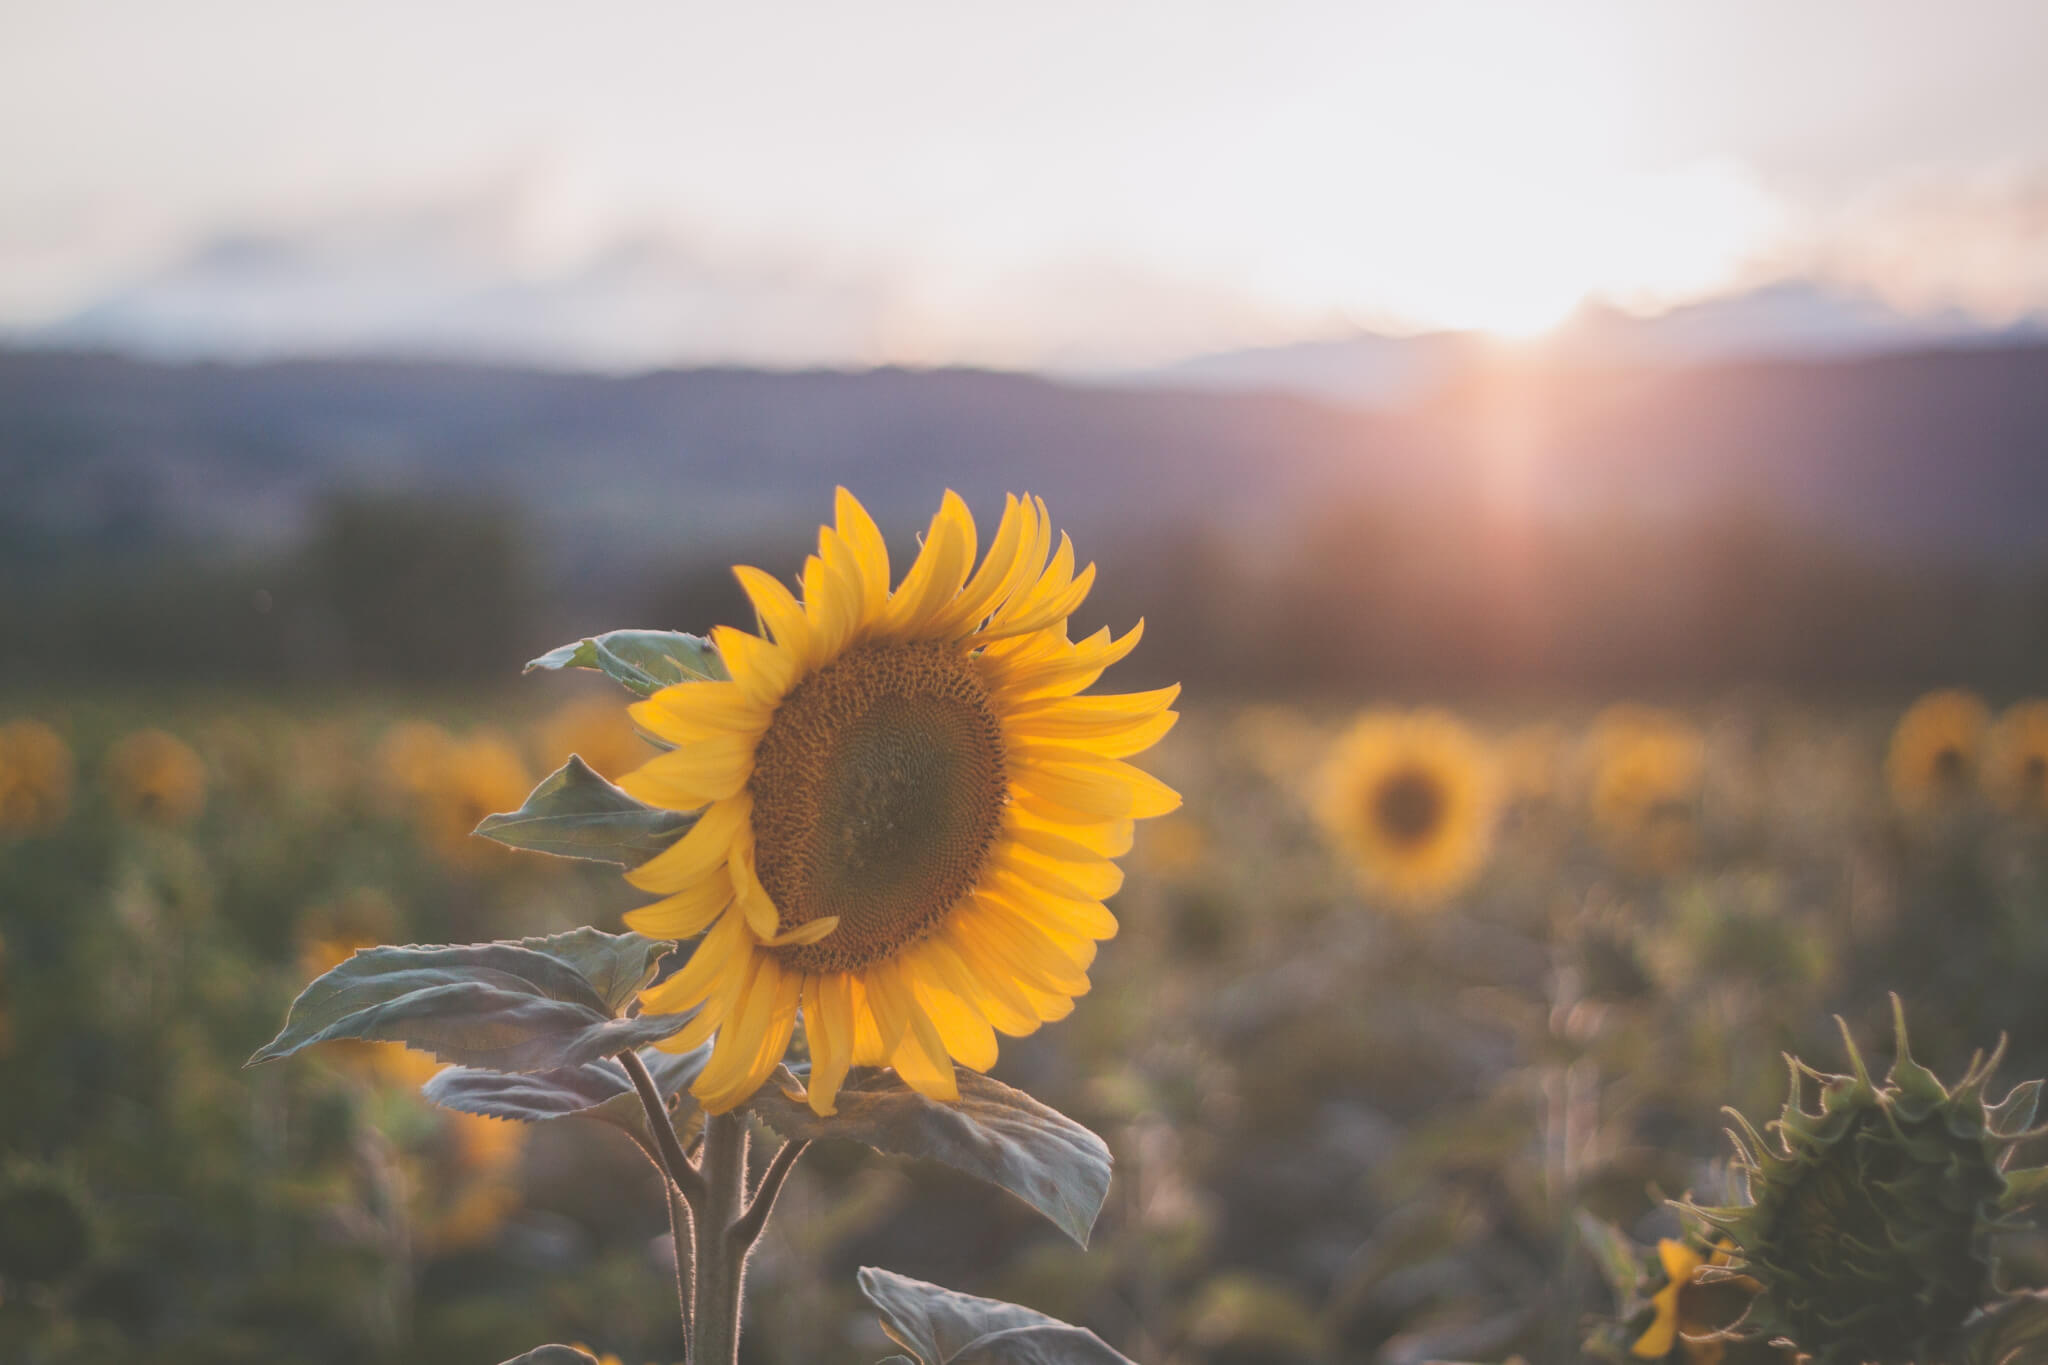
[1685,996,2047,1365]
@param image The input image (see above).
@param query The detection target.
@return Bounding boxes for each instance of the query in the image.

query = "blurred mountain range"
[1129,282,2048,407]
[4,341,2045,574]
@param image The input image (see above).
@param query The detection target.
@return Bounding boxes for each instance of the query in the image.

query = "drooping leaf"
[750,1067,1112,1247]
[1958,1291,2048,1365]
[495,1348,599,1365]
[858,1268,1135,1365]
[474,757,696,867]
[423,1045,709,1151]
[248,930,690,1074]
[525,629,726,695]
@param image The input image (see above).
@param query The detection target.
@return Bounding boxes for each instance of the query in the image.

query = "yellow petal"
[980,880,1119,941]
[621,867,734,939]
[1011,757,1181,821]
[955,899,1092,994]
[710,624,797,705]
[804,972,855,1117]
[876,960,958,1101]
[990,844,1124,900]
[883,492,975,636]
[917,936,1039,1038]
[630,680,771,744]
[725,826,782,941]
[934,493,1025,635]
[615,730,756,807]
[980,621,1145,701]
[847,973,890,1065]
[734,565,815,669]
[638,906,751,1014]
[625,794,751,894]
[762,915,840,947]
[695,955,801,1113]
[834,487,891,619]
[910,973,999,1072]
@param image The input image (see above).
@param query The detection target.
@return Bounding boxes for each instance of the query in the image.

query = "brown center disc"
[748,639,1008,974]
[1372,766,1446,848]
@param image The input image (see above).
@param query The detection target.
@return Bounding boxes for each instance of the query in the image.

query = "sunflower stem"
[732,1139,809,1250]
[692,1111,750,1365]
[622,1049,707,1208]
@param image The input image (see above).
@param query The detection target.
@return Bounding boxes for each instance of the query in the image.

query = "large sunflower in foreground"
[620,490,1180,1116]
[1885,688,1987,814]
[1318,709,1495,906]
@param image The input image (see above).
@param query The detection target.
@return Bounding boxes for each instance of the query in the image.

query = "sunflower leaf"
[749,1067,1113,1247]
[525,629,727,695]
[248,931,691,1074]
[474,757,697,867]
[857,1268,1135,1365]
[422,1045,709,1153]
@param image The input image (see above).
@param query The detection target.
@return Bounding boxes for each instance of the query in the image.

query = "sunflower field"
[4,496,2047,1365]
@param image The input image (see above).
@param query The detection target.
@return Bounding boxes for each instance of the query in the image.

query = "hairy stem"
[733,1139,809,1250]
[691,1111,750,1365]
[622,1050,707,1208]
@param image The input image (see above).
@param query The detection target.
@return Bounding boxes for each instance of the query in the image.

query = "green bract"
[1688,997,2047,1365]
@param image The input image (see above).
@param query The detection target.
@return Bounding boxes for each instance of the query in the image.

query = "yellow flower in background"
[1319,709,1495,906]
[1586,706,1704,872]
[623,489,1179,1116]
[0,719,74,836]
[419,732,533,871]
[375,720,456,796]
[1982,699,2048,817]
[376,723,533,870]
[536,695,655,782]
[104,729,208,827]
[1885,688,1987,813]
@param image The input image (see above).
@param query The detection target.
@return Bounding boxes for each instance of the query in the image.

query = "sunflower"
[1585,706,1704,872]
[1631,1239,1774,1365]
[0,719,74,837]
[1318,709,1495,906]
[1982,699,2048,818]
[536,695,656,781]
[620,489,1179,1116]
[1884,688,1987,814]
[103,728,207,827]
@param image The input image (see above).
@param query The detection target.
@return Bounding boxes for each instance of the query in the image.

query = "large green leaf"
[858,1268,1135,1365]
[1959,1291,2048,1365]
[248,930,690,1074]
[474,757,696,867]
[525,629,726,695]
[496,1348,599,1365]
[750,1067,1113,1247]
[423,1045,709,1151]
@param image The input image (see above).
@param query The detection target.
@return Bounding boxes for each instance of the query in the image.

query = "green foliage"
[0,1164,94,1285]
[525,629,727,695]
[424,1045,708,1154]
[1957,1291,2048,1365]
[248,929,692,1073]
[749,1066,1114,1248]
[472,756,696,866]
[858,1267,1136,1365]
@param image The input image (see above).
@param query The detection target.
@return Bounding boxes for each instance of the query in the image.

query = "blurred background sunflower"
[0,720,74,838]
[1885,688,1989,814]
[1318,709,1495,907]
[1584,705,1705,874]
[1982,699,2048,818]
[102,729,208,828]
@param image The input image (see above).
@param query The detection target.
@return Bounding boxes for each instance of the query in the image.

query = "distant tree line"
[5,489,2046,702]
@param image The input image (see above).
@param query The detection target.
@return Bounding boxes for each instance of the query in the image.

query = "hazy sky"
[6,0,2048,367]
